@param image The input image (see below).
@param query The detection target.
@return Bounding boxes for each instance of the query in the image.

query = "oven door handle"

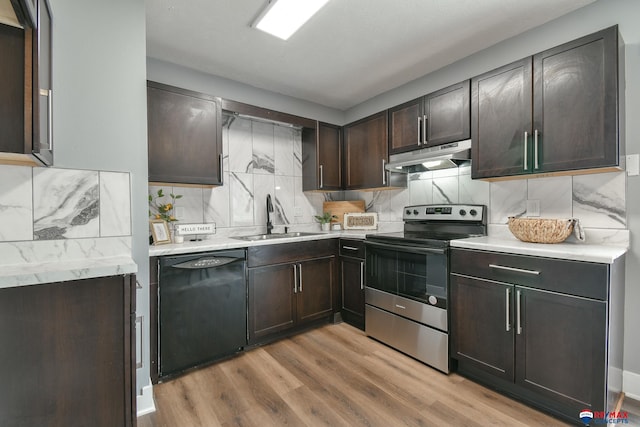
[365,241,446,255]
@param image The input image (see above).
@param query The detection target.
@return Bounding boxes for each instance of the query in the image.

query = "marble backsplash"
[151,115,627,243]
[0,165,131,241]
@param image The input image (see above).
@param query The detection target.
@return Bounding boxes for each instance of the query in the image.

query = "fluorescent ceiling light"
[253,0,330,40]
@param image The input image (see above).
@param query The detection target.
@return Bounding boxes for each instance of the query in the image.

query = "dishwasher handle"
[170,256,244,270]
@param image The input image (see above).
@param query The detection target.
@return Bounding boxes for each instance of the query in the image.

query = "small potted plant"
[314,211,338,231]
[149,188,183,241]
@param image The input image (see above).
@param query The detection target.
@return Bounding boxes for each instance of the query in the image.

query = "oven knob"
[428,295,438,305]
[459,209,466,216]
[413,209,419,215]
[406,209,411,215]
[470,209,478,216]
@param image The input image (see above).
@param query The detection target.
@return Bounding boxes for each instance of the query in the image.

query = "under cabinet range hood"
[385,139,471,173]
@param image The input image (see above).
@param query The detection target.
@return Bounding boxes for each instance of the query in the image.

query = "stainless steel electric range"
[364,204,487,373]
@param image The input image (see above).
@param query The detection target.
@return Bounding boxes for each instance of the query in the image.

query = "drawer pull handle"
[342,246,359,251]
[516,290,523,335]
[505,288,511,332]
[395,304,406,310]
[489,264,540,275]
[360,262,364,290]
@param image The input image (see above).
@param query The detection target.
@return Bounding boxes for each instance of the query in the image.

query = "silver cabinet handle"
[219,154,223,182]
[47,89,53,150]
[417,117,422,146]
[534,129,539,170]
[489,264,540,275]
[395,304,406,310]
[293,264,298,293]
[523,131,528,171]
[360,261,364,290]
[505,288,511,332]
[342,246,359,251]
[298,263,303,292]
[382,159,387,185]
[319,164,324,189]
[516,289,522,335]
[423,114,428,145]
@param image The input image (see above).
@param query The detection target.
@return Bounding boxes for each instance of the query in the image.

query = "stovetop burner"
[366,204,487,247]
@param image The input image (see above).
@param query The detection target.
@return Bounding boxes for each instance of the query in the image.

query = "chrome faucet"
[266,194,274,234]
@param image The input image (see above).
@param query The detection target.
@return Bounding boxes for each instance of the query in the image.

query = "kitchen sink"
[232,232,323,241]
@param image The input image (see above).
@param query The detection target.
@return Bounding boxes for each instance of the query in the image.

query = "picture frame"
[150,219,171,245]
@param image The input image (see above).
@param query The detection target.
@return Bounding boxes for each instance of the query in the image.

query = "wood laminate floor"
[139,323,637,427]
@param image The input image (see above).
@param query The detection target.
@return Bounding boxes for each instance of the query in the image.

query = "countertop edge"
[450,237,628,264]
[0,256,138,289]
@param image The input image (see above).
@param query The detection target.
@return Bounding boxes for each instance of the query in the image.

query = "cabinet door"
[248,264,296,344]
[0,23,25,154]
[533,26,619,173]
[302,122,342,191]
[147,81,222,185]
[297,257,334,324]
[515,287,606,412]
[0,276,135,427]
[389,97,422,154]
[31,0,52,165]
[471,58,533,179]
[341,256,364,329]
[450,274,514,381]
[317,122,342,190]
[344,111,389,189]
[424,80,470,147]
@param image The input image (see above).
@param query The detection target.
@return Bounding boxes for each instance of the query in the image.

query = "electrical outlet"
[294,206,303,217]
[175,207,185,218]
[526,199,540,217]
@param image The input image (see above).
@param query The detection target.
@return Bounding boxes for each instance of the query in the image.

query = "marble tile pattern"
[100,171,131,237]
[33,168,100,240]
[0,165,133,245]
[0,165,33,241]
[148,115,628,239]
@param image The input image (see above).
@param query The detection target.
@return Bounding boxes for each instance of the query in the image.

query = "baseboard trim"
[623,370,640,401]
[136,384,156,417]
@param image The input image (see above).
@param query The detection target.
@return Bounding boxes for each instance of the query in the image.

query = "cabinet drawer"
[248,239,337,267]
[339,239,365,259]
[450,248,608,300]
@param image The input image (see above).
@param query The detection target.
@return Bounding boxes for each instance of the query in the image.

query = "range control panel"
[403,204,485,221]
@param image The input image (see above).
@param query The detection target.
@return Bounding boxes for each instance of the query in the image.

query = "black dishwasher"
[158,249,246,379]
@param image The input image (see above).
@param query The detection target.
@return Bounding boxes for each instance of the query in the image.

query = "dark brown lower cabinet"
[0,275,136,427]
[450,248,623,424]
[248,240,336,345]
[339,239,365,330]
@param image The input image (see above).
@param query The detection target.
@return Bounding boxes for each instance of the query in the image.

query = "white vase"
[321,223,331,231]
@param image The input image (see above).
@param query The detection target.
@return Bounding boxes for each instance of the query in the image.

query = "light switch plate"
[526,199,540,217]
[626,154,639,176]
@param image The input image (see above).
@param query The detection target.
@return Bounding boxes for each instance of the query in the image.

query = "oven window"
[366,244,448,304]
[396,250,447,302]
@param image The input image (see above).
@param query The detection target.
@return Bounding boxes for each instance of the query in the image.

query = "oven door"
[365,240,448,309]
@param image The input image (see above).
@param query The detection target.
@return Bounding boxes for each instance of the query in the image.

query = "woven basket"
[508,217,574,244]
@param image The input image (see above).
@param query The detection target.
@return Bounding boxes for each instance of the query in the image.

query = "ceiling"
[146,0,596,110]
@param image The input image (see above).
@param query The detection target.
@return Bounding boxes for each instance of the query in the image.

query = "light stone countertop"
[148,230,372,257]
[450,236,628,264]
[0,255,138,289]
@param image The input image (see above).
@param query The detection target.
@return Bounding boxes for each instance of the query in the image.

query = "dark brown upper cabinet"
[302,122,342,191]
[147,81,223,185]
[0,0,52,166]
[472,26,622,180]
[389,80,470,155]
[344,110,405,190]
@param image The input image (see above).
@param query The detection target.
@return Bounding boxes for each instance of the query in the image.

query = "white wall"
[49,0,151,400]
[345,0,640,387]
